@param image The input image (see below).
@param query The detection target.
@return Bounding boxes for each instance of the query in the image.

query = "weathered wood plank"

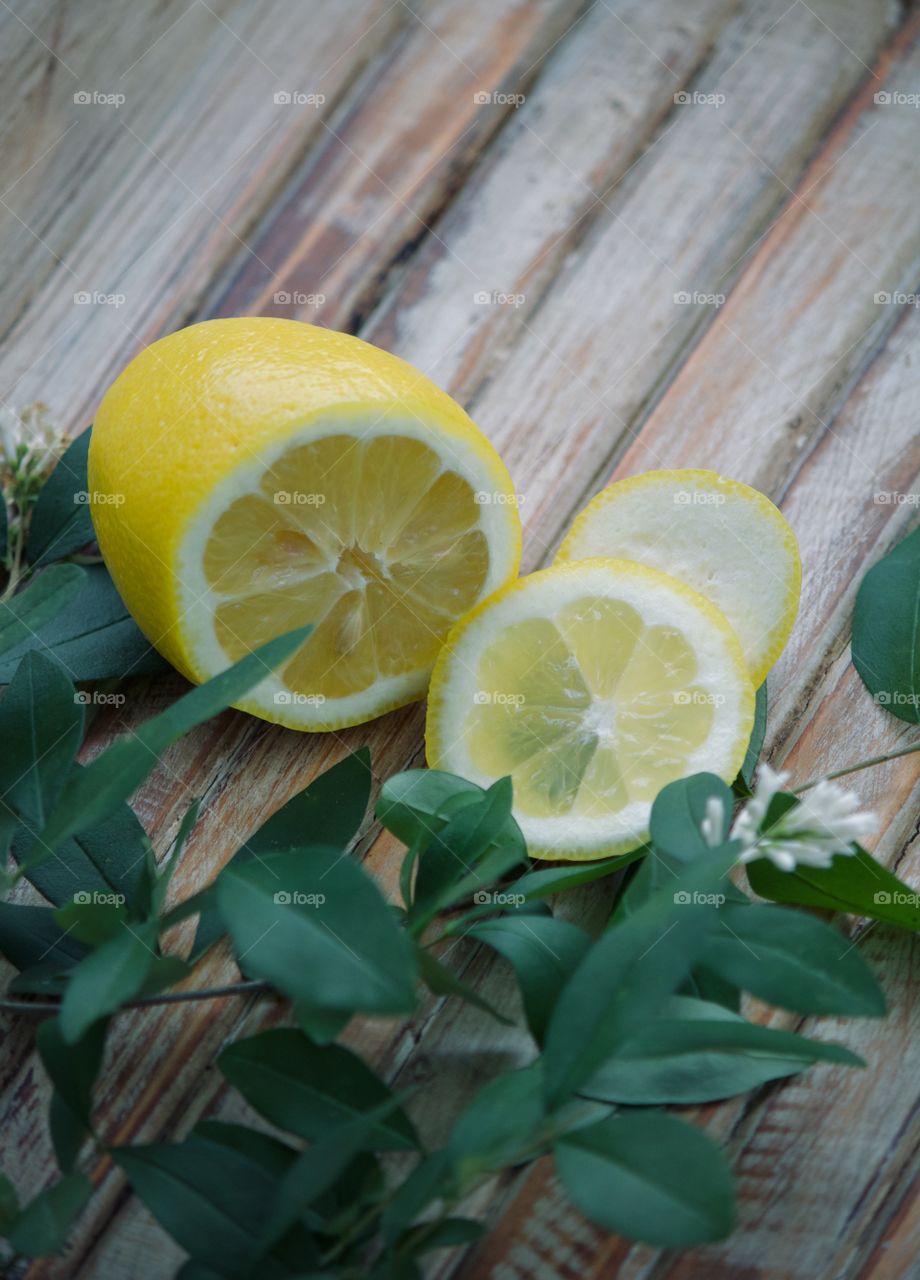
[0,0,403,421]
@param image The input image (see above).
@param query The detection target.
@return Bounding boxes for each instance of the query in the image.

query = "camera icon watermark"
[473,90,525,108]
[673,290,725,307]
[473,690,526,706]
[272,490,326,506]
[874,91,920,107]
[874,890,920,906]
[74,489,125,506]
[472,889,526,907]
[273,290,326,307]
[73,890,126,906]
[674,90,725,109]
[74,90,125,108]
[674,490,725,506]
[273,90,326,107]
[74,690,126,707]
[874,690,920,708]
[273,890,326,906]
[74,290,126,308]
[473,490,525,505]
[473,290,526,308]
[874,491,919,506]
[273,691,327,706]
[873,290,920,307]
[673,690,726,707]
[673,890,726,906]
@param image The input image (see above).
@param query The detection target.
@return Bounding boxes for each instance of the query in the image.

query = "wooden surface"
[2,0,919,1276]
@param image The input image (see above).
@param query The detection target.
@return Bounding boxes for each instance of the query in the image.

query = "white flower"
[699,794,726,847]
[732,763,876,871]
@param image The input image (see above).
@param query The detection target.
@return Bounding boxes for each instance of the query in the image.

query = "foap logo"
[473,889,526,907]
[273,890,326,906]
[474,490,525,506]
[73,890,126,906]
[74,690,126,707]
[874,491,919,506]
[74,290,126,308]
[273,490,326,506]
[874,91,920,108]
[473,90,525,108]
[273,90,326,107]
[674,890,726,906]
[874,290,920,307]
[674,490,725,506]
[473,290,526,308]
[674,690,726,707]
[74,489,125,506]
[874,890,920,906]
[674,290,725,307]
[274,691,326,706]
[674,90,725,108]
[473,690,525,706]
[273,290,325,307]
[875,690,920,709]
[74,90,125,108]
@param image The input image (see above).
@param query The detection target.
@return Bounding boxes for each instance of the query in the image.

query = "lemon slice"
[426,559,754,860]
[89,318,521,729]
[557,470,800,687]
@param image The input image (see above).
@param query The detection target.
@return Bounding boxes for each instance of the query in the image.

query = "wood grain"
[1,0,918,1276]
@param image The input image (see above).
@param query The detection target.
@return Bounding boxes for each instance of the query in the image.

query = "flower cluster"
[731,763,876,871]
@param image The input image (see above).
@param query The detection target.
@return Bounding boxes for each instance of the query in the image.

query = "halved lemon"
[89,318,521,729]
[426,559,755,860]
[557,470,800,687]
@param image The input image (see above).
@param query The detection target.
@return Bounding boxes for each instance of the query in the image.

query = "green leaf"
[735,683,767,795]
[0,563,168,683]
[0,901,87,973]
[0,651,82,832]
[746,844,920,930]
[293,1003,350,1045]
[114,1137,307,1278]
[581,996,862,1104]
[37,1018,108,1172]
[193,750,370,957]
[512,849,646,900]
[12,770,150,909]
[415,947,511,1023]
[0,564,84,659]
[406,1216,485,1255]
[25,628,310,869]
[219,1028,418,1150]
[5,1173,92,1256]
[377,769,485,845]
[381,1152,454,1245]
[448,1063,546,1177]
[0,1175,17,1234]
[852,525,920,723]
[256,1098,405,1257]
[704,903,886,1016]
[217,845,416,1015]
[408,777,526,926]
[554,1110,735,1247]
[58,920,157,1043]
[27,429,94,566]
[54,896,127,945]
[542,848,738,1105]
[649,773,733,860]
[469,915,591,1042]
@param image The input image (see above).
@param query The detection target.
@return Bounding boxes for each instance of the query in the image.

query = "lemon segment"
[427,559,755,860]
[556,470,801,686]
[89,318,521,729]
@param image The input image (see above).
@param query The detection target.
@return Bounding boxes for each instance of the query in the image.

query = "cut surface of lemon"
[557,470,801,687]
[426,559,755,860]
[89,318,521,729]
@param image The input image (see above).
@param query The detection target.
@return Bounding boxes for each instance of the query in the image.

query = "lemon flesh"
[89,318,521,729]
[557,470,801,686]
[427,560,754,860]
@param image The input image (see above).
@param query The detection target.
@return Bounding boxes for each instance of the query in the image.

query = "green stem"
[0,979,269,1017]
[794,738,920,793]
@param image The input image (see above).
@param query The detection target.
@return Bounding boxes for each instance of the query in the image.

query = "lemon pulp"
[465,600,717,818]
[201,432,491,701]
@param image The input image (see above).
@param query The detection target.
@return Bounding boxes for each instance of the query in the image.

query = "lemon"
[426,559,754,860]
[557,470,800,687]
[89,318,521,730]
